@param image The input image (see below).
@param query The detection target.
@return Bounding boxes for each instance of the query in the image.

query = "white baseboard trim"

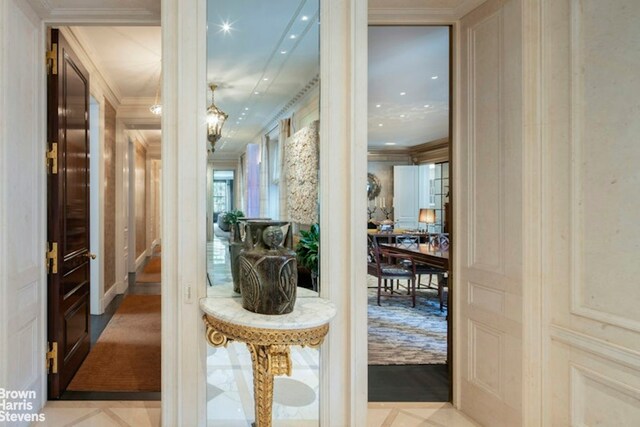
[101,283,118,311]
[135,251,147,270]
[116,276,128,294]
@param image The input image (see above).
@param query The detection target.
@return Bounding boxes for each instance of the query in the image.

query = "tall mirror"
[205,0,321,425]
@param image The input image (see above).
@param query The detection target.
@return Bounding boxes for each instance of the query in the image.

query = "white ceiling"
[368,26,450,150]
[206,0,320,158]
[70,26,162,101]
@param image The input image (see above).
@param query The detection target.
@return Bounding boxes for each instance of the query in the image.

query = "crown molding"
[28,0,160,24]
[368,0,487,24]
[59,27,122,107]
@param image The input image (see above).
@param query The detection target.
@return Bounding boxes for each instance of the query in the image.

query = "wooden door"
[393,165,419,229]
[47,28,92,399]
[457,0,524,425]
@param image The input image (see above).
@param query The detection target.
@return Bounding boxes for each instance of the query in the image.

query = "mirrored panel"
[205,0,321,425]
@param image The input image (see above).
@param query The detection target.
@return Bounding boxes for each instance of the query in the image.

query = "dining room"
[366,24,453,403]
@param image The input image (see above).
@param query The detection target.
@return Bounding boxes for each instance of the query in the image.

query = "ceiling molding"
[368,0,488,24]
[367,137,449,164]
[368,150,413,163]
[28,0,160,24]
[259,74,320,138]
[59,27,122,107]
[408,137,449,155]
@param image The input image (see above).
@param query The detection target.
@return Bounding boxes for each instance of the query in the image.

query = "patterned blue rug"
[368,277,448,365]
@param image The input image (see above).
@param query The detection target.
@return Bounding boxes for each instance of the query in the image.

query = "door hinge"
[46,43,58,75]
[46,242,58,274]
[46,143,58,174]
[46,342,58,374]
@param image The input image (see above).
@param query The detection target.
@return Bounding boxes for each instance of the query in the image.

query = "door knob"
[84,252,97,260]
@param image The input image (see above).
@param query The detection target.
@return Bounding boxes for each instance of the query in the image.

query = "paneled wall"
[0,0,46,422]
[135,141,147,259]
[103,100,116,291]
[542,0,640,424]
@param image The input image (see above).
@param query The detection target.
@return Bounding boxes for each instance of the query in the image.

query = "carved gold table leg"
[203,314,329,427]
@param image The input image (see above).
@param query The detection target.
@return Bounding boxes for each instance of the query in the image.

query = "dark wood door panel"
[47,28,91,399]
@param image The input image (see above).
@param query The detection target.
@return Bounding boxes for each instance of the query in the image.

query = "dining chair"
[367,235,417,307]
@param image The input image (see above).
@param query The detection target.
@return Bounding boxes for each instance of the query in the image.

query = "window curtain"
[278,118,292,221]
[206,161,214,241]
[259,135,269,217]
[237,153,246,214]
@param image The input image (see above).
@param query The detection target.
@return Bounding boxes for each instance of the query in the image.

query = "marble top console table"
[200,296,336,427]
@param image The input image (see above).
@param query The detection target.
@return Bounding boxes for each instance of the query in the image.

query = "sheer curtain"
[259,135,269,217]
[277,118,291,220]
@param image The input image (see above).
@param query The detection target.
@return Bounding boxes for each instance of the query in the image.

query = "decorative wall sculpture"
[283,120,319,225]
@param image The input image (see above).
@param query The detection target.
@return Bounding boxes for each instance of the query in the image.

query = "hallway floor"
[37,401,479,426]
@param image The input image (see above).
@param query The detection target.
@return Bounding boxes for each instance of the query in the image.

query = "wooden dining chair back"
[367,235,418,307]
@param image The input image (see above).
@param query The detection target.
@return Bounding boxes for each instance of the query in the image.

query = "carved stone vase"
[229,223,243,293]
[239,221,297,315]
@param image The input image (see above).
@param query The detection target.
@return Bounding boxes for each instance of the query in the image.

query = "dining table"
[378,242,449,271]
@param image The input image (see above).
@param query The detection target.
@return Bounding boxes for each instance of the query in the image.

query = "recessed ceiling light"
[424,104,430,108]
[244,107,249,110]
[254,91,260,95]
[263,77,269,81]
[280,50,287,54]
[400,114,405,118]
[431,75,438,80]
[289,34,297,39]
[378,123,383,127]
[241,112,245,116]
[220,21,232,34]
[385,142,396,146]
[400,92,406,96]
[301,15,309,21]
[375,104,381,108]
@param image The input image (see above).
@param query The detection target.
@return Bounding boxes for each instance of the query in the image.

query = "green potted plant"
[223,209,245,241]
[296,223,319,291]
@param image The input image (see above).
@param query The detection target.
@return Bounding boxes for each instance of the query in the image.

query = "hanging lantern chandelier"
[206,83,228,153]
[149,69,162,115]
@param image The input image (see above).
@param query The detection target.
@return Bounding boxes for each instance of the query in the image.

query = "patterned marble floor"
[36,401,479,426]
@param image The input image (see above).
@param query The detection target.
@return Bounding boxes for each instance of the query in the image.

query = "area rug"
[68,295,161,392]
[136,257,161,283]
[368,276,447,365]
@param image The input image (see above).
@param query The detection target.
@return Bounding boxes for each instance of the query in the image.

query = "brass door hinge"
[46,43,58,75]
[46,143,58,174]
[46,242,58,274]
[46,342,58,374]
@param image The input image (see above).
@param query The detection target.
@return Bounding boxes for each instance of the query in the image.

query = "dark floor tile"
[368,364,450,402]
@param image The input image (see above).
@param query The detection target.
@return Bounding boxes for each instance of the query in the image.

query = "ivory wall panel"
[0,0,46,421]
[542,0,640,425]
[135,141,147,258]
[104,100,116,291]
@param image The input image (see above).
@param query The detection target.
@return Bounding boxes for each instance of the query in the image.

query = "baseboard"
[101,283,118,311]
[135,251,147,270]
[116,276,129,294]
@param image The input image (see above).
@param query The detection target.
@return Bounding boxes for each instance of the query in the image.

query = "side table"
[200,297,336,427]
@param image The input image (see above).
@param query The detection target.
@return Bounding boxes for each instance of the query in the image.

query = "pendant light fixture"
[149,69,162,115]
[207,83,228,153]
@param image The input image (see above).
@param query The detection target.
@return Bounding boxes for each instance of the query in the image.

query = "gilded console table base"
[203,314,329,427]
